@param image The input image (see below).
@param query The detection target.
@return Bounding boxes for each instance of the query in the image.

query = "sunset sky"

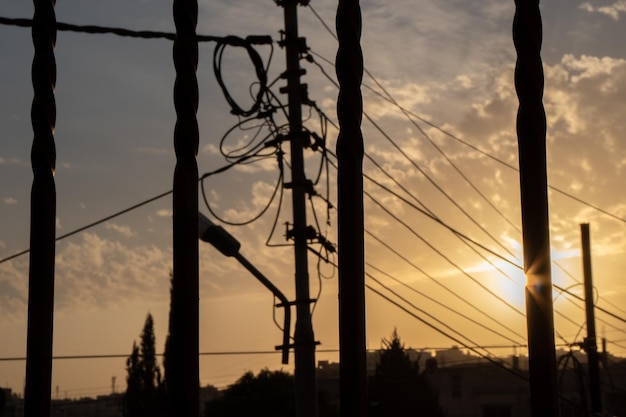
[1,0,625,399]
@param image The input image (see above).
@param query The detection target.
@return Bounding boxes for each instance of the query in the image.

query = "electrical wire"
[365,284,529,381]
[368,273,518,357]
[307,50,626,334]
[200,160,283,227]
[366,262,524,346]
[305,46,626,225]
[305,52,519,261]
[0,16,221,42]
[0,158,257,266]
[213,35,272,117]
[304,51,626,337]
[0,11,623,368]
[364,190,526,316]
[364,229,526,341]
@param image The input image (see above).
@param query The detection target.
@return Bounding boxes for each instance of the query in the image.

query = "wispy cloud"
[579,1,626,20]
[3,197,18,205]
[136,146,170,155]
[105,223,136,238]
[0,156,24,165]
[53,233,172,312]
[447,52,626,254]
[155,209,172,218]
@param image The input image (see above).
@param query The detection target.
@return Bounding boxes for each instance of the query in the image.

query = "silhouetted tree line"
[201,329,444,417]
[124,286,442,417]
[203,369,339,417]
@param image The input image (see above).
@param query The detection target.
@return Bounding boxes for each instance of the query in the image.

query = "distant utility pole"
[581,223,602,413]
[276,1,318,417]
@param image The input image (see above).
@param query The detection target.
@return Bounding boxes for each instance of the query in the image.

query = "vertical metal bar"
[171,0,199,415]
[24,1,57,416]
[336,0,367,416]
[581,223,602,413]
[280,2,318,416]
[513,1,559,417]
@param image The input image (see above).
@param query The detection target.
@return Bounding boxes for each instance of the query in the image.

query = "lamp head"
[198,212,241,257]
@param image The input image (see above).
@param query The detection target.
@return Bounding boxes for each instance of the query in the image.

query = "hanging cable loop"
[213,36,272,117]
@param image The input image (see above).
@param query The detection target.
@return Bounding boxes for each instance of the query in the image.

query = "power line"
[339,154,610,343]
[360,166,522,272]
[364,190,526,317]
[305,47,626,225]
[307,50,626,333]
[0,16,223,42]
[366,263,525,346]
[365,229,526,341]
[365,284,529,381]
[0,160,246,266]
[366,264,522,346]
[0,350,337,362]
[356,161,593,343]
[3,13,623,350]
[305,51,626,335]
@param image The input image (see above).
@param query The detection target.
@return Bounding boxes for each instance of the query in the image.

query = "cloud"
[105,223,137,238]
[0,156,24,165]
[579,1,626,20]
[52,233,172,312]
[3,197,18,205]
[447,52,626,256]
[156,209,172,217]
[136,146,169,155]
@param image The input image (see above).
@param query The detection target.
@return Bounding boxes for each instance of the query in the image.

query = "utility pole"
[276,1,318,417]
[581,223,602,413]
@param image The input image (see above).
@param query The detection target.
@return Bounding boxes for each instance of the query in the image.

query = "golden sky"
[1,0,625,398]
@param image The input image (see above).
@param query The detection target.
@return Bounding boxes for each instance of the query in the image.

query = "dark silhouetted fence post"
[170,0,200,415]
[513,1,559,416]
[336,0,367,416]
[24,1,57,416]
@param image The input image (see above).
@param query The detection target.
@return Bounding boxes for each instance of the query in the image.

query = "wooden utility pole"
[581,223,602,413]
[277,1,318,416]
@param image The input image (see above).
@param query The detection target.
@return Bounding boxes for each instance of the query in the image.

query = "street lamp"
[198,211,291,364]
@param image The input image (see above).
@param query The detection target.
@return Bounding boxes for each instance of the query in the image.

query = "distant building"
[50,393,124,417]
[1,388,22,417]
[317,347,626,417]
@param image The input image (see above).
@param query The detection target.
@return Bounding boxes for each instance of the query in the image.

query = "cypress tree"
[123,313,166,417]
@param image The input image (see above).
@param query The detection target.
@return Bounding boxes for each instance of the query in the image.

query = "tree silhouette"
[163,272,173,400]
[204,369,294,417]
[204,369,338,417]
[0,388,6,417]
[123,313,166,417]
[368,329,445,417]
